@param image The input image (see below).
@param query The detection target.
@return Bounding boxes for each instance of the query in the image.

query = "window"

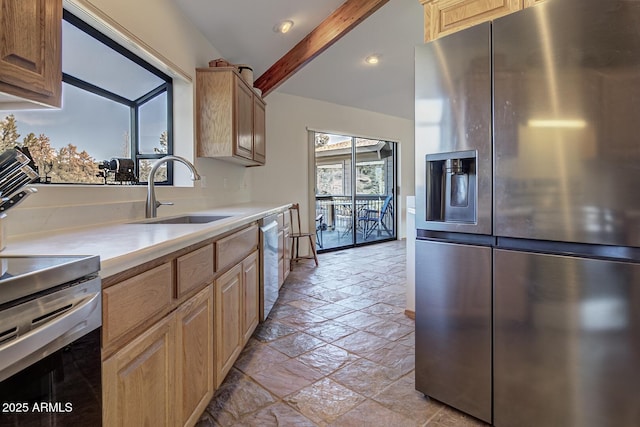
[0,10,173,185]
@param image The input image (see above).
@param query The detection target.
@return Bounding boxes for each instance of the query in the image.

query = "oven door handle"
[0,290,101,382]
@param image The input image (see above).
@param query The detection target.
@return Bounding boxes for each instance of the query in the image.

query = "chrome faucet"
[146,155,201,218]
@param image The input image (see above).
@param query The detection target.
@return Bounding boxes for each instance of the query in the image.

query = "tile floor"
[196,240,488,427]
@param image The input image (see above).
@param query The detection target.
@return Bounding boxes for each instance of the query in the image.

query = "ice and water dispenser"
[425,150,477,224]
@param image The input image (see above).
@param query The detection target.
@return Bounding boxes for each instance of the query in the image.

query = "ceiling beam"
[254,0,390,97]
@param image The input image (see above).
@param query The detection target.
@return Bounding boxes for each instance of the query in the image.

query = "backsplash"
[5,159,251,239]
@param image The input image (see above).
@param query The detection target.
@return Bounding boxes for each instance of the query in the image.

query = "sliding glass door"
[314,132,397,252]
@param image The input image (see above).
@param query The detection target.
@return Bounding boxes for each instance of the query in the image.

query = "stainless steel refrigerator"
[415,0,640,426]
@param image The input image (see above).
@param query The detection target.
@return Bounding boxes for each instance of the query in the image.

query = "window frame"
[62,10,174,185]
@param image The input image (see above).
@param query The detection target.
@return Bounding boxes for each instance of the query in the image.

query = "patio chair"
[357,195,393,239]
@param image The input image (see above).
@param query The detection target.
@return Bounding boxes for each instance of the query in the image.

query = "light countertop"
[3,203,290,279]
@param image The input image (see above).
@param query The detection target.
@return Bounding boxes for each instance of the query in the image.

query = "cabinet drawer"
[103,262,173,348]
[215,224,258,272]
[176,244,214,298]
[277,212,284,229]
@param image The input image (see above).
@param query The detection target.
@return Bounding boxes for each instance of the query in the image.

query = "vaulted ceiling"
[172,0,424,120]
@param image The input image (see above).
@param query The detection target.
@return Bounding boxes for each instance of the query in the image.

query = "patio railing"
[315,194,394,242]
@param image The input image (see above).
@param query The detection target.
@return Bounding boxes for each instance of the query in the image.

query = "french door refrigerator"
[415,0,640,426]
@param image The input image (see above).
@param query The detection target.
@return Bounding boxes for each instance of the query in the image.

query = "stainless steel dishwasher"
[259,215,279,321]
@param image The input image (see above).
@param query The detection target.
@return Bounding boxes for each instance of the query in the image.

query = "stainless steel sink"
[134,215,231,224]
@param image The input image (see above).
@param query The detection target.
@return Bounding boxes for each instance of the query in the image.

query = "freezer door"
[494,249,640,427]
[415,22,492,234]
[493,0,640,247]
[415,240,491,423]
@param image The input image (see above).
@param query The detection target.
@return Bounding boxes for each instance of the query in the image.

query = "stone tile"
[250,358,324,398]
[268,303,306,321]
[330,358,403,398]
[308,303,355,320]
[304,320,358,343]
[297,344,360,375]
[328,399,421,427]
[396,331,415,348]
[363,319,414,341]
[234,402,316,427]
[286,297,327,311]
[372,373,443,424]
[333,310,387,330]
[235,343,290,376]
[363,342,414,376]
[200,241,417,426]
[337,284,370,296]
[205,369,276,425]
[334,295,378,310]
[425,404,489,426]
[276,289,308,303]
[358,279,392,290]
[278,310,328,330]
[332,330,391,355]
[285,378,366,424]
[253,321,298,343]
[268,332,325,358]
[194,411,218,427]
[309,289,353,303]
[361,302,404,317]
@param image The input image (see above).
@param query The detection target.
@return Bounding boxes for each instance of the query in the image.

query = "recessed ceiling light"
[365,54,380,65]
[274,20,294,34]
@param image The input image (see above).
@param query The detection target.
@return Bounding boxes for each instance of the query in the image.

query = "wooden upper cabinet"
[420,0,522,42]
[253,96,266,164]
[196,67,266,166]
[235,77,254,160]
[0,0,62,108]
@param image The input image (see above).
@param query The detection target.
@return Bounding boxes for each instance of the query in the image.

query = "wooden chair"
[289,203,319,269]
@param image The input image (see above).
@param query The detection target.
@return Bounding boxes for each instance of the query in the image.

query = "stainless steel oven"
[0,255,101,426]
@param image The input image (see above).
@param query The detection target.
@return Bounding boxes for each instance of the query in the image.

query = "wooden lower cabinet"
[242,251,259,344]
[103,286,215,427]
[102,222,265,424]
[103,312,177,427]
[175,286,214,427]
[214,263,243,387]
[214,250,259,387]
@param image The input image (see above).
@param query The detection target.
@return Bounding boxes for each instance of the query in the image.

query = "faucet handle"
[156,201,174,208]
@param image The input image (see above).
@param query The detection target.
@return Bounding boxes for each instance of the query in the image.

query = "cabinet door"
[214,263,242,387]
[242,251,259,344]
[523,0,545,6]
[103,312,176,427]
[423,0,521,41]
[0,0,62,107]
[175,286,214,427]
[253,96,266,164]
[234,78,253,160]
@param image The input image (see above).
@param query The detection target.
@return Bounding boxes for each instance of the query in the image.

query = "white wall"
[7,0,251,238]
[251,92,415,251]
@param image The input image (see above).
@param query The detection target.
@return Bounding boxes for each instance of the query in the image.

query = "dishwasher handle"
[260,220,278,233]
